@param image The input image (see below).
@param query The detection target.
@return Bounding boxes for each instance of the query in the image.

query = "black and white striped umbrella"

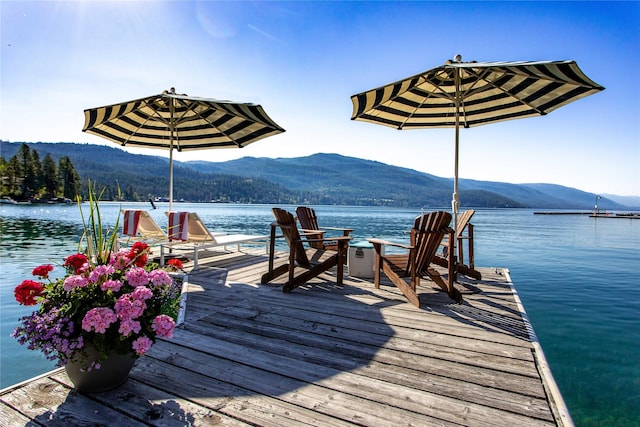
[83,88,285,209]
[351,57,604,227]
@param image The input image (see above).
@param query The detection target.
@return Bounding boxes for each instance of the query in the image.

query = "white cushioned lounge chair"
[160,211,269,269]
[119,210,169,246]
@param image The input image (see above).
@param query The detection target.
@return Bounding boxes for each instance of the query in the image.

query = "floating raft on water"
[533,211,592,215]
[590,212,640,219]
[534,211,640,219]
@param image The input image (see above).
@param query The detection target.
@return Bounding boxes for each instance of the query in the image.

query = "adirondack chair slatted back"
[410,211,452,277]
[295,206,324,249]
[272,208,310,266]
[456,209,475,237]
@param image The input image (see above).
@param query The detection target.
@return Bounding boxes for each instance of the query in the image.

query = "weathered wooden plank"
[194,264,521,328]
[0,376,147,426]
[191,305,542,379]
[184,315,552,420]
[188,289,534,359]
[185,274,533,350]
[156,327,553,426]
[0,401,34,426]
[194,307,537,384]
[49,370,252,426]
[136,349,448,427]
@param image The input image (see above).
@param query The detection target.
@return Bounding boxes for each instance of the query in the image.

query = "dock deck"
[0,248,571,426]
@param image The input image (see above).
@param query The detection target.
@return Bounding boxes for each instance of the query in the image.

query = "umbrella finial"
[454,54,462,63]
[169,87,176,94]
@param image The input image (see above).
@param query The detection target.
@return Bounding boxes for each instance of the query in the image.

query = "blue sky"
[1,1,638,196]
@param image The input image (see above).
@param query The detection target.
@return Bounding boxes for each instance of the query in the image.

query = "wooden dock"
[0,248,572,426]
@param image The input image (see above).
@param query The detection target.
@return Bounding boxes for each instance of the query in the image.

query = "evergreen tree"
[17,143,34,198]
[31,150,43,196]
[58,156,81,199]
[42,154,58,197]
[0,157,7,195]
[5,157,20,196]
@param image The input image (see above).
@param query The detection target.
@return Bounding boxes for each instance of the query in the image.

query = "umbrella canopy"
[83,88,285,209]
[351,57,604,267]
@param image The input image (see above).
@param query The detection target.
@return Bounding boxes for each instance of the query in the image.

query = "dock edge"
[502,268,575,427]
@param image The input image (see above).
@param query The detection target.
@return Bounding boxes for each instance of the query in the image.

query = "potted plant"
[11,183,182,392]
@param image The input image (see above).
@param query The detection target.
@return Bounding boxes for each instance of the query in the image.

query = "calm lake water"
[1,202,638,426]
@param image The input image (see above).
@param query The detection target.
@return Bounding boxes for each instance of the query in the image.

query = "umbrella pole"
[453,75,460,227]
[169,146,174,211]
[169,98,175,212]
[451,65,461,282]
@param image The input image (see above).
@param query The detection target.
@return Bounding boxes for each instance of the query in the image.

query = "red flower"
[32,264,54,278]
[64,253,89,274]
[128,242,149,268]
[167,258,183,270]
[14,280,45,306]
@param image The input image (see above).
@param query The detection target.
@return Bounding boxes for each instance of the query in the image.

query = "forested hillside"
[0,141,626,209]
[1,142,309,204]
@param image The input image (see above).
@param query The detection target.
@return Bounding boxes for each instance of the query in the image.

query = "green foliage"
[78,181,120,264]
[0,143,81,201]
[58,156,81,199]
[42,154,58,197]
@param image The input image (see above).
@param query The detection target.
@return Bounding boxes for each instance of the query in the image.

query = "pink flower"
[110,249,131,269]
[88,264,115,284]
[118,318,141,337]
[152,315,175,339]
[149,270,172,287]
[132,336,153,356]
[125,267,149,287]
[115,294,147,319]
[63,275,89,291]
[81,307,117,333]
[131,286,153,301]
[100,279,123,292]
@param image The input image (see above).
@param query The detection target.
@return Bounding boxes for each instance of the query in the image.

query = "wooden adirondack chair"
[261,208,351,292]
[368,211,462,307]
[434,209,481,280]
[295,206,353,251]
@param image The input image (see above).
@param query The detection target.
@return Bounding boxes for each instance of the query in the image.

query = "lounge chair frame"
[118,209,169,246]
[160,212,268,269]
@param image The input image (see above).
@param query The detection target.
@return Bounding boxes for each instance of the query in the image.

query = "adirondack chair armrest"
[302,236,351,244]
[457,222,473,240]
[321,226,354,233]
[442,227,455,242]
[300,228,326,235]
[367,238,414,251]
[299,230,326,238]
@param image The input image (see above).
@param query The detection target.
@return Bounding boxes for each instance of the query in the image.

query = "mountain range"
[1,141,637,209]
